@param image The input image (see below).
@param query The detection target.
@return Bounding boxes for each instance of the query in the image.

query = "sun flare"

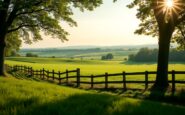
[166,0,174,8]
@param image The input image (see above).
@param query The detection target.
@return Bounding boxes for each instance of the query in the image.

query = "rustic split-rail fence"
[5,64,185,92]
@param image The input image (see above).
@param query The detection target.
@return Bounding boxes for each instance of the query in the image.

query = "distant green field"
[1,77,185,115]
[19,48,137,60]
[5,57,185,89]
[5,57,185,74]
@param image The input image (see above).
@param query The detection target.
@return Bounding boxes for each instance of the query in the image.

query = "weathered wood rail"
[5,64,185,92]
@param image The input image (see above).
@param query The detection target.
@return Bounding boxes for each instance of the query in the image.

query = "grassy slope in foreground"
[0,77,185,115]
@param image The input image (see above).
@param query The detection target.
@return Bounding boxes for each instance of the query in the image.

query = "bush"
[101,53,114,60]
[26,53,38,57]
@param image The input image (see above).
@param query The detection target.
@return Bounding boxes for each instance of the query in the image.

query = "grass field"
[5,57,185,74]
[1,76,185,115]
[5,57,185,89]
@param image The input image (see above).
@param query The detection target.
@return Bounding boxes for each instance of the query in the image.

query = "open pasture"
[5,57,185,89]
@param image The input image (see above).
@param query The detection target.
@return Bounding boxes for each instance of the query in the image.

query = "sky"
[21,0,158,48]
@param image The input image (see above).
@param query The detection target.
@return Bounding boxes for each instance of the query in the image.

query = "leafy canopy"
[0,0,103,44]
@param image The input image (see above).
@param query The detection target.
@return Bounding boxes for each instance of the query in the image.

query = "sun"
[166,0,174,8]
[156,0,183,22]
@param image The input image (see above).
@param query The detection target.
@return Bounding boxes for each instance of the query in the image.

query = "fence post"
[66,69,69,84]
[22,65,25,73]
[42,68,45,79]
[34,70,36,78]
[36,70,38,77]
[123,71,126,90]
[40,69,42,79]
[145,71,148,89]
[22,66,23,72]
[47,70,49,80]
[30,67,33,77]
[27,67,29,76]
[59,71,61,84]
[13,65,15,71]
[91,75,94,88]
[11,65,13,71]
[27,67,30,74]
[15,65,17,71]
[76,68,80,87]
[52,70,55,81]
[172,70,175,93]
[105,72,108,89]
[24,66,26,73]
[16,65,18,71]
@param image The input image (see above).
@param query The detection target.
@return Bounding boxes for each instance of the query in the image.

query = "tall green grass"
[0,77,185,115]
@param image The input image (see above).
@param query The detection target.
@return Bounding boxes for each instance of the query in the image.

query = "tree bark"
[0,0,11,76]
[0,38,6,76]
[154,23,175,89]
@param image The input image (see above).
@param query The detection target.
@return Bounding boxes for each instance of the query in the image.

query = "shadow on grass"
[1,93,185,115]
[10,71,41,82]
[87,87,185,106]
[147,86,168,101]
[86,88,146,98]
[145,86,185,106]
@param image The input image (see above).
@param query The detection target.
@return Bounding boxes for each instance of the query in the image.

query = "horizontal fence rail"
[5,64,80,87]
[5,64,185,92]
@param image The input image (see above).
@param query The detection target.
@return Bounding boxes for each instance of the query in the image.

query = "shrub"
[26,53,38,57]
[101,53,114,60]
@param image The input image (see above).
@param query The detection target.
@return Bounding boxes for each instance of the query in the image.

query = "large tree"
[0,0,103,76]
[127,0,185,89]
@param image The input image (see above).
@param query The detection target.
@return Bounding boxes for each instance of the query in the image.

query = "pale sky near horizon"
[21,0,158,48]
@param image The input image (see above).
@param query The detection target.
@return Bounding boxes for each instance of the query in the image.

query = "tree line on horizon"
[129,48,185,62]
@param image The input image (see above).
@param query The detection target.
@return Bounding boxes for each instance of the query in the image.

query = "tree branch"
[15,8,45,17]
[7,24,38,33]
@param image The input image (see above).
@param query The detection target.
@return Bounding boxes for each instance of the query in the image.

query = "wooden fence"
[80,71,185,92]
[5,65,80,87]
[5,64,185,92]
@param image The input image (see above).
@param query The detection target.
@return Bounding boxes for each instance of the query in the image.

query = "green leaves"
[5,31,21,56]
[0,0,103,46]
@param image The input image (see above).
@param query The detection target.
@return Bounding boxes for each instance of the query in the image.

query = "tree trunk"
[0,0,15,76]
[0,40,6,76]
[154,23,174,89]
[152,0,177,89]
